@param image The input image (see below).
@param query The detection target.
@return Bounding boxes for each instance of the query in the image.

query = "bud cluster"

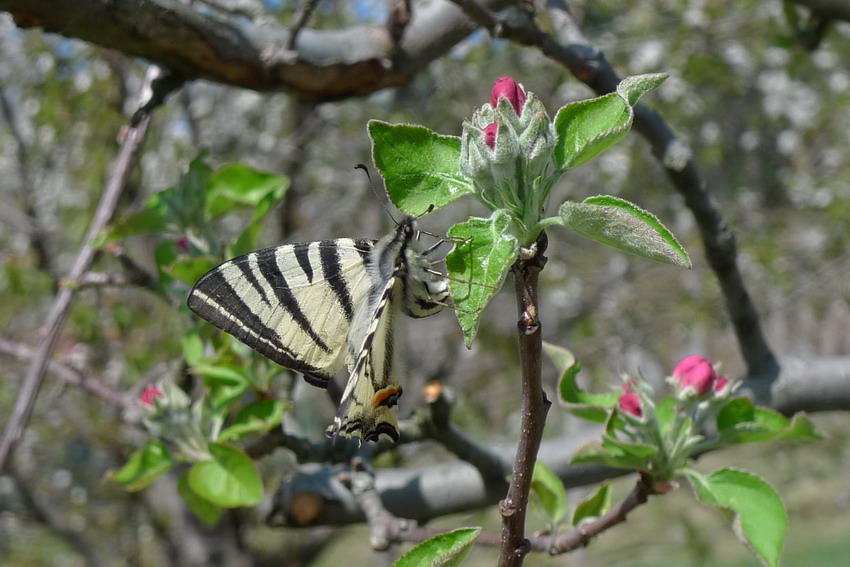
[613,355,736,482]
[460,77,558,241]
[140,381,212,462]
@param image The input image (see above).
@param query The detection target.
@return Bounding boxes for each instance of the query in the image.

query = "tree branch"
[791,0,850,22]
[499,234,550,567]
[0,338,133,410]
[0,66,168,472]
[0,0,513,101]
[541,0,780,384]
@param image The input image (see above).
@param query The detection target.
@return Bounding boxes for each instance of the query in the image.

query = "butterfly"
[187,216,449,442]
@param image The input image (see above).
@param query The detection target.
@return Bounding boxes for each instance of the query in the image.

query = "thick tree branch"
[791,0,850,21]
[541,1,780,385]
[0,0,512,101]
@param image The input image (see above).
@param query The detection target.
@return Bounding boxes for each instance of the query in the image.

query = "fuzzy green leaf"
[446,210,518,346]
[178,470,224,525]
[546,342,618,422]
[553,74,667,170]
[188,443,264,507]
[205,164,287,219]
[688,467,787,567]
[530,461,568,529]
[369,121,473,215]
[164,256,220,286]
[572,482,612,526]
[111,440,172,491]
[570,441,651,470]
[715,398,823,446]
[393,527,481,567]
[556,195,691,267]
[219,400,285,442]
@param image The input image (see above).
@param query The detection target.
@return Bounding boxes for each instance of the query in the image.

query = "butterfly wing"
[330,217,449,443]
[188,238,374,387]
[331,265,403,443]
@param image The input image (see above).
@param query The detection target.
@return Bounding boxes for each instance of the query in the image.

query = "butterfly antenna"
[354,163,398,224]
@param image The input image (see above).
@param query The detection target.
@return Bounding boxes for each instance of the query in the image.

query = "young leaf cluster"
[369,74,690,345]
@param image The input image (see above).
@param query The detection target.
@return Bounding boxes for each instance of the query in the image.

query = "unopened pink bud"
[140,386,163,406]
[618,381,643,418]
[483,123,498,149]
[671,355,717,397]
[491,76,526,115]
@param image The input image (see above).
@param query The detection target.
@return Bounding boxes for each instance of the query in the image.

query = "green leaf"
[95,206,169,247]
[178,470,224,525]
[715,398,823,446]
[547,342,618,422]
[570,441,651,470]
[369,121,474,215]
[688,468,787,567]
[205,164,288,219]
[219,399,285,442]
[555,195,691,267]
[164,255,220,286]
[553,73,667,170]
[530,461,568,529]
[188,443,264,507]
[111,441,173,491]
[393,527,481,567]
[653,396,678,435]
[572,482,612,526]
[445,210,518,346]
[193,362,250,410]
[181,330,205,366]
[226,188,285,258]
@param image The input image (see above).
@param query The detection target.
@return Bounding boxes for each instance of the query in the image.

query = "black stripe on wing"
[187,269,327,381]
[253,247,333,354]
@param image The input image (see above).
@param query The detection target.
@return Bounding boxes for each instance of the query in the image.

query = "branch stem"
[499,235,550,567]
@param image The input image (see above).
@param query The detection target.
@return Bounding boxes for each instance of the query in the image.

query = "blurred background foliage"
[1,0,849,565]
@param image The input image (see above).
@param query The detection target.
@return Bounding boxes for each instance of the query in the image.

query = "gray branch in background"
[0,0,512,100]
[0,66,165,472]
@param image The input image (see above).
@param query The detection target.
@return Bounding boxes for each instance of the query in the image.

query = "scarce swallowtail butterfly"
[187,216,449,443]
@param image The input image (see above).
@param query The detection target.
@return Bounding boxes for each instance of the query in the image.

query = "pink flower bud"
[483,123,498,149]
[176,236,190,252]
[618,381,642,417]
[671,355,717,397]
[491,76,526,115]
[714,376,730,395]
[140,386,163,406]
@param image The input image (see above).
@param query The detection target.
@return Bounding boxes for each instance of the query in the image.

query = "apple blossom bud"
[491,76,527,115]
[670,355,717,397]
[483,123,498,149]
[140,386,163,406]
[714,376,730,395]
[618,381,643,418]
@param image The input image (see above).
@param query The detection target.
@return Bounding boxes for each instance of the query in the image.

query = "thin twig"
[0,338,132,410]
[499,234,550,567]
[288,0,321,50]
[0,66,169,472]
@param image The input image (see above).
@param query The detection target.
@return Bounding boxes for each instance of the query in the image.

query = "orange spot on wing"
[373,386,402,408]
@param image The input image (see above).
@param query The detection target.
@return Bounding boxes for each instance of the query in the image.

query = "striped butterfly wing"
[331,266,404,442]
[188,238,375,387]
[330,217,450,443]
